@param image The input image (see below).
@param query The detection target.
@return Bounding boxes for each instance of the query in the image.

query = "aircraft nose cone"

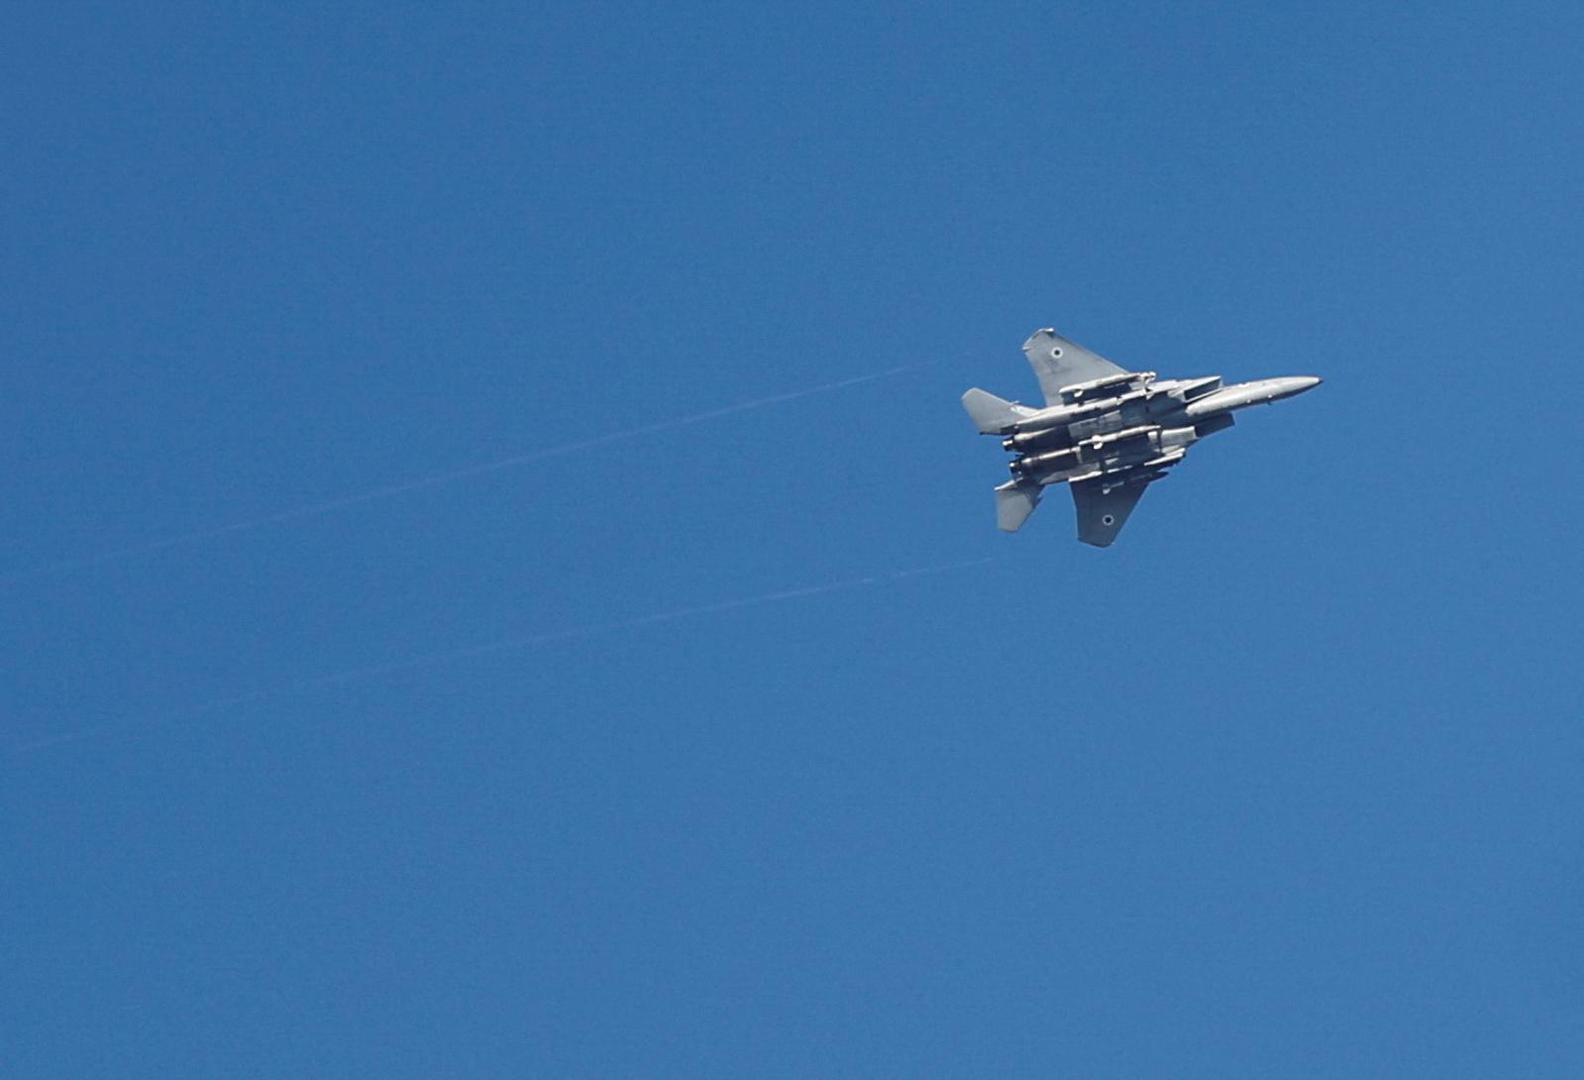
[1272,375,1322,401]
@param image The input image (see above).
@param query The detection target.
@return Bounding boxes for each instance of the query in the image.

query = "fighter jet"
[963,328,1320,546]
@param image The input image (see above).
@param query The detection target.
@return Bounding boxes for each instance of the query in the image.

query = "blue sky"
[4,3,1583,1076]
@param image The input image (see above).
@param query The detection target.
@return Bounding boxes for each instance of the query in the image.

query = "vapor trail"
[11,555,992,754]
[2,365,913,586]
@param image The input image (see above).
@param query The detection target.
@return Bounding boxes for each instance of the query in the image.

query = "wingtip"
[1021,328,1060,356]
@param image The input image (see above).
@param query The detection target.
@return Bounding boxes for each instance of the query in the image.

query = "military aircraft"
[963,328,1320,546]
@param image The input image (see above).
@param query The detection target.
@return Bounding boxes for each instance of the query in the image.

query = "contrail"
[1,365,913,586]
[10,555,993,754]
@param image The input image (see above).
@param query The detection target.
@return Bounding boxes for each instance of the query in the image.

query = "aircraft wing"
[1023,328,1126,405]
[1071,477,1152,547]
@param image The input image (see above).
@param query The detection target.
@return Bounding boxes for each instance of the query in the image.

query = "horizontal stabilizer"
[995,480,1042,532]
[962,387,1034,435]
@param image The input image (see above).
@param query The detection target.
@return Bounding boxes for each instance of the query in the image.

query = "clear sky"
[5,3,1583,1076]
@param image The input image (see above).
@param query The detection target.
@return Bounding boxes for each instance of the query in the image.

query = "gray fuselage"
[1003,375,1320,489]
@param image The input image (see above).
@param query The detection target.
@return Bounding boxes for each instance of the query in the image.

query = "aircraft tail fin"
[995,480,1042,532]
[962,388,1031,435]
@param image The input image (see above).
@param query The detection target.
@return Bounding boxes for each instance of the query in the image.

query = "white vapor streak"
[2,365,912,585]
[10,556,992,754]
